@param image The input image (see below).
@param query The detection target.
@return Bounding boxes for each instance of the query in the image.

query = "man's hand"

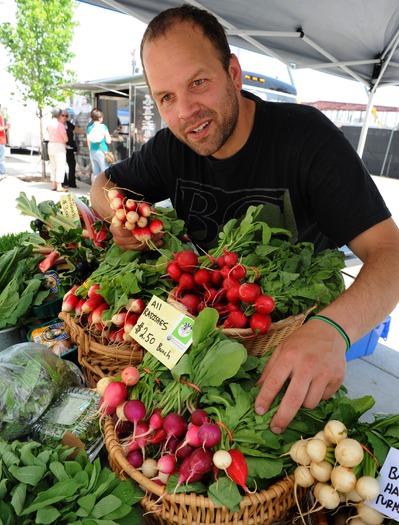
[254,319,347,434]
[110,223,164,251]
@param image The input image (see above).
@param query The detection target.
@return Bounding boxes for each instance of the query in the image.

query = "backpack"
[87,122,105,143]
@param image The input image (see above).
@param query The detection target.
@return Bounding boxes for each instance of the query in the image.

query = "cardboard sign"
[131,295,194,369]
[370,447,399,521]
[59,193,80,226]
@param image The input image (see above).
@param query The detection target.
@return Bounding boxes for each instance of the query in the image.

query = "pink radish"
[197,423,222,448]
[102,381,128,409]
[127,449,143,468]
[190,409,209,426]
[157,454,176,474]
[121,366,140,386]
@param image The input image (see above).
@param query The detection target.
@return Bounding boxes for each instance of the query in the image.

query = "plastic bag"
[0,343,84,441]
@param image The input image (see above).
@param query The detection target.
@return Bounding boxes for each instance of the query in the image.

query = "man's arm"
[254,217,399,433]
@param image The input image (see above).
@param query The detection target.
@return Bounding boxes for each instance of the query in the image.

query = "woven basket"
[104,417,307,525]
[59,311,145,387]
[167,290,313,357]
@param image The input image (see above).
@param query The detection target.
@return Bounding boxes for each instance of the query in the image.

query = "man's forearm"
[90,172,116,221]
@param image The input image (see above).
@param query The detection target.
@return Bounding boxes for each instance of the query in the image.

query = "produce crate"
[346,316,391,361]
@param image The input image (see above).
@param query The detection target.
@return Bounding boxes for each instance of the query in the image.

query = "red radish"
[138,202,152,217]
[91,302,109,324]
[238,282,262,303]
[224,310,248,329]
[111,216,124,228]
[63,285,79,299]
[137,216,148,228]
[174,250,198,272]
[193,268,211,287]
[115,208,127,222]
[225,286,241,304]
[230,264,247,280]
[179,293,200,315]
[222,276,241,291]
[124,399,146,424]
[190,409,209,426]
[127,298,145,314]
[126,210,139,224]
[210,269,223,287]
[108,327,125,344]
[110,197,125,211]
[177,456,203,486]
[132,226,152,242]
[125,198,137,211]
[127,449,143,468]
[62,293,79,312]
[188,448,214,477]
[149,218,164,235]
[81,295,104,314]
[226,302,241,313]
[254,294,275,315]
[197,422,222,448]
[74,298,85,317]
[226,449,250,492]
[216,255,225,268]
[175,441,195,461]
[203,287,218,304]
[108,189,125,201]
[223,251,239,267]
[88,284,101,298]
[102,381,128,409]
[111,310,128,327]
[220,265,231,278]
[124,312,138,333]
[167,261,182,280]
[99,397,116,416]
[176,272,195,297]
[157,454,176,474]
[121,366,140,386]
[249,313,272,334]
[162,413,188,449]
[148,428,167,445]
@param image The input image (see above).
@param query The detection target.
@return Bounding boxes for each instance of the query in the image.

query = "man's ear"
[229,54,243,91]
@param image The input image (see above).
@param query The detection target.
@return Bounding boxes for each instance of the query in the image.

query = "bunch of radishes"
[166,249,276,333]
[97,368,250,493]
[290,419,384,524]
[107,189,164,243]
[61,283,145,345]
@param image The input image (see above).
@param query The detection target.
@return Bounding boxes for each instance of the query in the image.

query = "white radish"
[141,458,158,478]
[213,449,232,470]
[306,438,327,463]
[356,502,385,524]
[96,376,114,396]
[334,437,364,467]
[294,465,315,488]
[317,484,341,509]
[356,475,381,501]
[330,465,357,493]
[309,460,333,482]
[289,440,311,465]
[324,420,347,444]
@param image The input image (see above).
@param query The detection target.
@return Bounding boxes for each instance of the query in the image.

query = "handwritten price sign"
[131,295,194,369]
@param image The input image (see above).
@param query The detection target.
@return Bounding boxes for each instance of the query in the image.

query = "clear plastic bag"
[0,343,84,441]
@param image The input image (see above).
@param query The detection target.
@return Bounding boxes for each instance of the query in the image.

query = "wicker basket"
[104,417,307,525]
[167,290,313,357]
[59,311,145,387]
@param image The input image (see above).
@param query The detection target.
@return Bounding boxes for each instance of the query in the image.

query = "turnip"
[330,465,357,493]
[306,438,327,463]
[309,460,333,482]
[356,475,381,501]
[294,465,315,488]
[324,420,348,444]
[289,439,312,466]
[345,487,363,503]
[316,483,340,509]
[355,502,384,524]
[334,437,364,467]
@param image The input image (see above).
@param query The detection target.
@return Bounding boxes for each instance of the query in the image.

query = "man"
[91,5,399,433]
[0,106,11,179]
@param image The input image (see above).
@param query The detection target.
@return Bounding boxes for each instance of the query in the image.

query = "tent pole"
[357,90,375,158]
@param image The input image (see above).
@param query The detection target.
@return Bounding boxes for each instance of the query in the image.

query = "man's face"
[142,21,242,159]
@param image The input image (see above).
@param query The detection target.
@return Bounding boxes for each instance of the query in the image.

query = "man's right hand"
[110,224,164,251]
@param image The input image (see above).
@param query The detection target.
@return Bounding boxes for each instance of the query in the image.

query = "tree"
[0,0,78,177]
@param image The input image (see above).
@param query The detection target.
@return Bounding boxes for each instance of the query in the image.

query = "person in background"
[62,110,85,189]
[0,106,11,180]
[47,107,68,192]
[90,5,399,433]
[87,108,112,184]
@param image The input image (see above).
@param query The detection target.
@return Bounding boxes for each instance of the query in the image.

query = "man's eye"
[193,79,205,87]
[162,94,172,103]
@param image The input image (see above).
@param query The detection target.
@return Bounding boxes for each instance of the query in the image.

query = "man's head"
[91,108,104,122]
[140,5,249,159]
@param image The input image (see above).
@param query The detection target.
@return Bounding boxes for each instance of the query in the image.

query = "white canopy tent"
[81,0,399,157]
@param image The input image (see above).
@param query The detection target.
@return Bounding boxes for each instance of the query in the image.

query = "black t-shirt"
[106,92,390,252]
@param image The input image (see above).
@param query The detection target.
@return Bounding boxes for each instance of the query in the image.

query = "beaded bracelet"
[308,314,351,351]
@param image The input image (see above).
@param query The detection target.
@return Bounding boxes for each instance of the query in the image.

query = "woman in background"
[87,108,112,184]
[47,107,68,192]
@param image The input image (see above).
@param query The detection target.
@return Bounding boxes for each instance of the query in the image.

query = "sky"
[1,0,399,107]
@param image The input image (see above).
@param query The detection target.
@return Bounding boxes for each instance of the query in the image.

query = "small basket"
[168,290,313,357]
[59,311,145,387]
[104,417,306,525]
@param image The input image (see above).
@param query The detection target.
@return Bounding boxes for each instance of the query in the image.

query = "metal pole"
[380,128,395,177]
[357,90,375,158]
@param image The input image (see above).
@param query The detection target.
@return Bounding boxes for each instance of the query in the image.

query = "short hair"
[90,108,104,121]
[140,4,231,79]
[51,107,62,118]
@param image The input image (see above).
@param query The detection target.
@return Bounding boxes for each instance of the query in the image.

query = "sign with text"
[132,296,194,369]
[370,447,399,521]
[59,193,80,226]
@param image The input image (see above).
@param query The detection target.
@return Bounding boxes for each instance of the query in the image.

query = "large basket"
[167,290,313,357]
[59,311,145,387]
[104,417,306,525]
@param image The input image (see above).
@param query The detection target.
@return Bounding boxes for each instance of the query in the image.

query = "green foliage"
[0,0,78,109]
